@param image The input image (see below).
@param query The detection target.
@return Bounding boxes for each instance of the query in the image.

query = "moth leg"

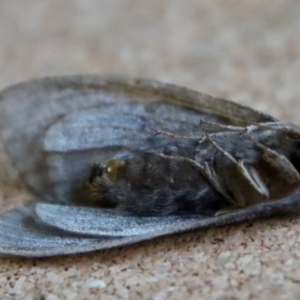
[202,161,235,203]
[159,153,234,203]
[199,119,300,138]
[198,119,244,132]
[160,148,268,216]
[198,120,271,133]
[248,121,300,133]
[265,122,300,140]
[155,130,203,140]
[214,207,240,216]
[206,133,269,196]
[239,121,300,142]
[159,153,205,171]
[205,134,270,215]
[243,133,300,185]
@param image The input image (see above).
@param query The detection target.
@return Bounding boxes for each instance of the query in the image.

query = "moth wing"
[0,75,276,201]
[0,202,110,257]
[0,193,298,257]
[0,201,176,257]
[34,203,204,237]
[35,192,300,239]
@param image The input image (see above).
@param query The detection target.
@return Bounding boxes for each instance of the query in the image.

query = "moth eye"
[104,159,126,182]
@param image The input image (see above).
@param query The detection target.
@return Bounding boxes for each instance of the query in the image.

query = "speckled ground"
[1,1,300,299]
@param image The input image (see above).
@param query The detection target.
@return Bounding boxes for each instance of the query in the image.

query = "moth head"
[80,159,127,207]
[78,151,171,208]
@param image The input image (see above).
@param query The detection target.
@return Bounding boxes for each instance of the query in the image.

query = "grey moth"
[0,75,299,257]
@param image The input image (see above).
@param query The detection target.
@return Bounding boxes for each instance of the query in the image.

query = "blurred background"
[1,2,300,299]
[1,0,300,121]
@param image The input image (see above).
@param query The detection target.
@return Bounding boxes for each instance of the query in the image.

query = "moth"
[0,75,299,257]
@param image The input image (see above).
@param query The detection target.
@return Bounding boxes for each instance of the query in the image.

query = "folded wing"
[0,76,275,201]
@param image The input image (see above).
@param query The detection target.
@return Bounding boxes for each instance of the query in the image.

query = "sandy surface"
[0,1,300,299]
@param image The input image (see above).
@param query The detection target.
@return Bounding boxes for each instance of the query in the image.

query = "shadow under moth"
[0,75,299,257]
